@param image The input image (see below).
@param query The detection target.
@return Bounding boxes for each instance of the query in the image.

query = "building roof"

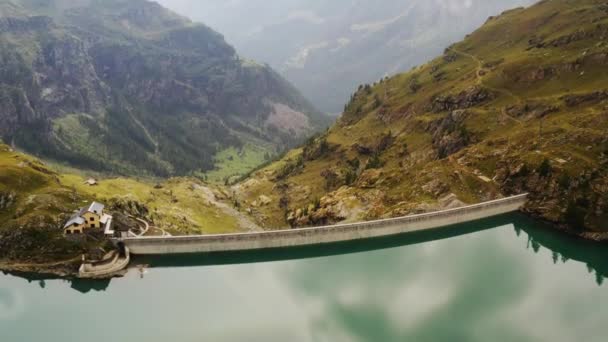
[78,202,105,216]
[64,202,106,230]
[84,178,98,185]
[63,214,85,229]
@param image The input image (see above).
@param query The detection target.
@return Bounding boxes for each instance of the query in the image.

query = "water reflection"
[1,270,111,293]
[1,214,607,342]
[3,214,607,292]
[516,216,608,286]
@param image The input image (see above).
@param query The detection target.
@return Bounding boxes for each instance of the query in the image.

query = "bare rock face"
[426,110,472,159]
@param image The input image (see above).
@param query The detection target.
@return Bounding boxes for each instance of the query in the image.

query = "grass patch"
[202,143,273,184]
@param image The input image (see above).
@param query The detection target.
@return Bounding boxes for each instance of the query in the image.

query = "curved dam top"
[118,194,528,255]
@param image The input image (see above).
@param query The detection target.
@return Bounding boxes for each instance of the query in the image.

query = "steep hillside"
[0,0,328,178]
[0,143,88,264]
[158,0,535,113]
[235,0,608,237]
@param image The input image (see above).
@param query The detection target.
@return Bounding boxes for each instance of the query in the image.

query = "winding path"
[448,47,524,125]
[194,184,262,232]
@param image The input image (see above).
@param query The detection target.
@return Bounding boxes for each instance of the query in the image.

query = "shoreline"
[521,208,608,242]
[0,257,81,279]
[2,211,606,280]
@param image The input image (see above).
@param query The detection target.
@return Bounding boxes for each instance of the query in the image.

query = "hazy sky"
[154,0,536,112]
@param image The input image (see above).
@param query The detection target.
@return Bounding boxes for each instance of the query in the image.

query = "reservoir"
[1,214,607,341]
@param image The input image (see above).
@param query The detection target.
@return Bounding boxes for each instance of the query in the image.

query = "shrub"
[558,173,571,189]
[346,157,360,170]
[321,169,339,191]
[565,202,587,232]
[538,159,552,177]
[373,95,383,109]
[344,169,358,185]
[365,153,384,170]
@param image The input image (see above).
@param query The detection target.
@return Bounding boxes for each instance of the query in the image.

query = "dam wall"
[118,194,528,255]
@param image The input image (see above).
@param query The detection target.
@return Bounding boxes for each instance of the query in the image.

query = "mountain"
[156,0,536,113]
[0,0,329,178]
[234,0,608,236]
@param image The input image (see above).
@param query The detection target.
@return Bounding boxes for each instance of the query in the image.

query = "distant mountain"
[235,0,608,236]
[157,0,536,113]
[0,0,329,177]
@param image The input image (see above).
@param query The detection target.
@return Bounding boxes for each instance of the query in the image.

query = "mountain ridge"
[0,0,329,178]
[157,0,537,113]
[234,0,608,236]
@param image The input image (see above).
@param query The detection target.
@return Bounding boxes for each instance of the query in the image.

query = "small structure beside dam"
[117,194,528,255]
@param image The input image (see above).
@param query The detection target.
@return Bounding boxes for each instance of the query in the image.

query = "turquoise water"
[1,214,607,341]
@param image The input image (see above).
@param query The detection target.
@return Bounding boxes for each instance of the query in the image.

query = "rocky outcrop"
[251,195,272,207]
[0,191,16,211]
[112,212,141,233]
[108,198,150,219]
[484,149,608,233]
[430,86,493,112]
[357,169,383,188]
[528,24,608,49]
[426,110,472,158]
[505,102,559,119]
[561,91,608,107]
[287,187,384,227]
[352,143,374,156]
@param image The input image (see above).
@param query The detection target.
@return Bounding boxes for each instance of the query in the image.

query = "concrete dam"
[117,194,528,255]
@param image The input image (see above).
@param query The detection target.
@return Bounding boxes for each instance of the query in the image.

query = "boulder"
[357,169,383,188]
[422,179,449,197]
[438,193,466,209]
[258,195,272,206]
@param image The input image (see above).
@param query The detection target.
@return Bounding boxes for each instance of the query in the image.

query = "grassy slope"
[0,143,89,263]
[236,0,608,234]
[201,141,274,184]
[0,141,247,265]
[59,174,241,235]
